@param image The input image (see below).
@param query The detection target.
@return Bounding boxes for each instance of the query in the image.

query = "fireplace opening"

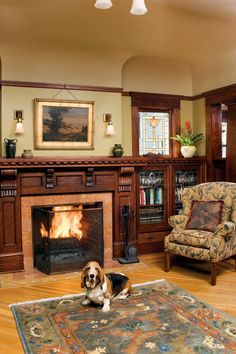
[32,202,104,274]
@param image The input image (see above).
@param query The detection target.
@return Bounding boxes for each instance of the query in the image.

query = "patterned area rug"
[11,279,236,353]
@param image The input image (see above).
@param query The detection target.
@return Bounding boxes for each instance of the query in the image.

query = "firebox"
[32,202,104,274]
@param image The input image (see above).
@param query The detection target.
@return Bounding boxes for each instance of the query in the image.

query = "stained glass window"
[139,112,170,155]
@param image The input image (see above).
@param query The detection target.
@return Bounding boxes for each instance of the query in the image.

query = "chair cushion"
[200,182,236,222]
[168,229,215,249]
[186,200,224,232]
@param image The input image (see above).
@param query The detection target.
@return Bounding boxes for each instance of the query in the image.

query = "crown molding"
[1,79,236,103]
[0,80,123,94]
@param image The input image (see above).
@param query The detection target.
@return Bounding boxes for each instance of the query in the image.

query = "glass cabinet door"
[174,169,199,214]
[139,169,166,226]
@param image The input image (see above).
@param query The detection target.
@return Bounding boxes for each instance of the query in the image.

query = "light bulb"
[15,121,24,134]
[106,121,115,135]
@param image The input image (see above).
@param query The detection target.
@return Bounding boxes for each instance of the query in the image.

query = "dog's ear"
[80,267,87,288]
[97,265,105,284]
[80,273,85,288]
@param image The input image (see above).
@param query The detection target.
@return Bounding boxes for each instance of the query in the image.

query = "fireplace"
[21,193,114,274]
[32,202,103,274]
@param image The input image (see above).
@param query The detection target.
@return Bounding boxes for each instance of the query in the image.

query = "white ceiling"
[1,0,236,92]
[161,0,236,18]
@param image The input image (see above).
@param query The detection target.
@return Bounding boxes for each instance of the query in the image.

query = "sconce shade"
[106,121,115,135]
[130,0,147,15]
[95,0,113,10]
[15,121,24,134]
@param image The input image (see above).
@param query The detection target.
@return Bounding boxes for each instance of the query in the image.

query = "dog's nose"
[90,274,95,279]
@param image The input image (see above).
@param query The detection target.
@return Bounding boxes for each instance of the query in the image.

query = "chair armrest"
[214,222,236,237]
[168,215,188,230]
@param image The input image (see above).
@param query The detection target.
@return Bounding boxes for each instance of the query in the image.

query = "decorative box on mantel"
[0,156,206,273]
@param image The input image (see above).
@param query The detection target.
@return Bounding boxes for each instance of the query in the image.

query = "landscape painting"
[34,98,94,149]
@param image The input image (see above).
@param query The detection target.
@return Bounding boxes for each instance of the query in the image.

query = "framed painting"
[34,98,95,149]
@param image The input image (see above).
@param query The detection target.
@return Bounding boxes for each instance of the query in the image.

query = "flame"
[40,205,83,239]
[40,223,49,237]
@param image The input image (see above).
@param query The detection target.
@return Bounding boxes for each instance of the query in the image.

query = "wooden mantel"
[0,156,206,168]
[0,156,206,273]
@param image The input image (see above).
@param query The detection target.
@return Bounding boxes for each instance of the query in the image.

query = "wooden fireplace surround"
[0,156,206,273]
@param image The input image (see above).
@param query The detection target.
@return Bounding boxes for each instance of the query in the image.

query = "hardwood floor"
[0,253,236,353]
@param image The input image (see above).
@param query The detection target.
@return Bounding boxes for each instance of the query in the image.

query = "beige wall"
[180,100,193,127]
[0,46,207,158]
[1,86,123,157]
[192,98,206,156]
[1,87,206,158]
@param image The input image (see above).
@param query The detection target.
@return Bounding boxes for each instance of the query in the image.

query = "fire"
[40,205,83,239]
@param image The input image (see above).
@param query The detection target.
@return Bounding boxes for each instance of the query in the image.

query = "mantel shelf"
[0,156,206,169]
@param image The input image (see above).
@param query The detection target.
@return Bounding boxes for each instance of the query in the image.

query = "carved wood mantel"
[0,156,206,273]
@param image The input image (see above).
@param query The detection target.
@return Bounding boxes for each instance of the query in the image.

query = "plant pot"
[181,145,196,158]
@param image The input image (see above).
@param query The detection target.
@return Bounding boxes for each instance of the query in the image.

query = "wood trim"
[130,91,181,109]
[3,80,236,103]
[226,104,236,182]
[0,80,123,94]
[201,83,236,104]
[130,92,181,157]
[131,106,139,156]
[0,156,206,169]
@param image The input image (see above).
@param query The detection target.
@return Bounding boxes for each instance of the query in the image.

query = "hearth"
[32,202,103,274]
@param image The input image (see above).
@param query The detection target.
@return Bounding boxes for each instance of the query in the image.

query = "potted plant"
[171,120,204,157]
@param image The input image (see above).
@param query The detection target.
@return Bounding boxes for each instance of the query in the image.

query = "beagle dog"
[80,261,131,312]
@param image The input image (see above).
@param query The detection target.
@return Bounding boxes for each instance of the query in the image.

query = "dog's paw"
[81,298,91,306]
[118,294,129,300]
[102,305,110,312]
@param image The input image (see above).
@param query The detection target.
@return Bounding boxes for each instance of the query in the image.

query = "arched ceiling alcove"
[122,55,192,95]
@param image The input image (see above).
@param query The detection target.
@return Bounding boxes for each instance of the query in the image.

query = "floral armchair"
[164,182,236,285]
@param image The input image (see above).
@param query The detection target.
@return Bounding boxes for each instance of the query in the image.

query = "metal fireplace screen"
[32,202,103,274]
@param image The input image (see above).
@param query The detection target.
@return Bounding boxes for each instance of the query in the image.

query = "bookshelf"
[174,169,198,214]
[136,160,206,254]
[139,170,165,224]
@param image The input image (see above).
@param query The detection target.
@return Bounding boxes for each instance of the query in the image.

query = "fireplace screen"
[32,202,103,274]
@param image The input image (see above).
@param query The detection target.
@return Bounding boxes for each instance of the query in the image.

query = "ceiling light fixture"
[95,0,148,15]
[95,0,113,10]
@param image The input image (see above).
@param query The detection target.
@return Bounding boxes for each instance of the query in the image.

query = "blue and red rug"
[11,279,236,353]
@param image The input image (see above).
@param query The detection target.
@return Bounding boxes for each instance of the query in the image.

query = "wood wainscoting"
[0,156,206,273]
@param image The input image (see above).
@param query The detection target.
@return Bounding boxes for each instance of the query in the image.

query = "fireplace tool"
[118,204,139,264]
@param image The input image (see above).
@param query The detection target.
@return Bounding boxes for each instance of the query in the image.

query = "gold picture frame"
[34,98,95,150]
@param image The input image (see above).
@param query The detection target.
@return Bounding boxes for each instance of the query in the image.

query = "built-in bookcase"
[174,169,198,214]
[139,170,165,224]
[137,161,205,254]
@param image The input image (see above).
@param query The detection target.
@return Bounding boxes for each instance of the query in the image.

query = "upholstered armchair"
[164,182,236,285]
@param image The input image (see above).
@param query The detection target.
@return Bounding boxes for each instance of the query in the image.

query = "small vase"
[181,145,196,158]
[112,144,124,157]
[4,138,17,158]
[22,149,33,159]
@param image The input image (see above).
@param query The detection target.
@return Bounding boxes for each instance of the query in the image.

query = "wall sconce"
[103,113,115,136]
[14,110,24,134]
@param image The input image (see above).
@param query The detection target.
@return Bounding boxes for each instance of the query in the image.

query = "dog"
[80,261,131,312]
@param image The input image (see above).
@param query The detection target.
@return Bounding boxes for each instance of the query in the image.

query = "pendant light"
[95,0,113,10]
